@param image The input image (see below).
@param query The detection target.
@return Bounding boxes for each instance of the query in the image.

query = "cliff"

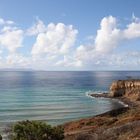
[64,79,140,140]
[109,80,140,101]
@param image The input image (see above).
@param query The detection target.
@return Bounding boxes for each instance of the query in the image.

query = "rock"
[109,80,140,101]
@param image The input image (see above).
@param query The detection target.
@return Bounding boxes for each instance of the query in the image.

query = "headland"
[63,80,140,140]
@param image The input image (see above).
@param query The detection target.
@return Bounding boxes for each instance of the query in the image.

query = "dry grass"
[64,97,140,140]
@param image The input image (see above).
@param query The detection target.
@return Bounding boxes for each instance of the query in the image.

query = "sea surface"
[0,71,140,131]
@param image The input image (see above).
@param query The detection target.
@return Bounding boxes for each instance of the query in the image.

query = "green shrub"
[11,120,64,140]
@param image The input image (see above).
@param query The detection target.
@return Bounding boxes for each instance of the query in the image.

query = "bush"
[11,120,64,140]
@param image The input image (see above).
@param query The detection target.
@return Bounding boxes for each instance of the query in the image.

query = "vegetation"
[10,120,64,140]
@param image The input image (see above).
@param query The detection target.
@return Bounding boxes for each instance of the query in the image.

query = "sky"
[0,0,140,70]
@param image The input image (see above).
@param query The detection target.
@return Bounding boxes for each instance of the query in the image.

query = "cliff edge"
[109,80,140,101]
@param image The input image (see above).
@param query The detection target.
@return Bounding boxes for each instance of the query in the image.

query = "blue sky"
[0,0,140,70]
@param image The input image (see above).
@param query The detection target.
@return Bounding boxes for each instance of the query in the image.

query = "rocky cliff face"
[109,80,140,101]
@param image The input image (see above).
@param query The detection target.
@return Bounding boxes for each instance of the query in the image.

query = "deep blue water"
[0,71,140,130]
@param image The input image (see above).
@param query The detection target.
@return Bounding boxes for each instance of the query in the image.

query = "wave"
[85,90,108,98]
[86,90,128,108]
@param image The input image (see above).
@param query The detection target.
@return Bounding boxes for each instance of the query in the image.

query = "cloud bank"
[0,16,140,70]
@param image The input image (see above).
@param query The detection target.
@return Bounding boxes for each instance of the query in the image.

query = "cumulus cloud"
[0,16,140,70]
[124,22,140,39]
[28,15,140,69]
[0,26,23,53]
[94,16,121,53]
[75,15,140,69]
[75,16,122,64]
[26,19,47,36]
[31,22,78,55]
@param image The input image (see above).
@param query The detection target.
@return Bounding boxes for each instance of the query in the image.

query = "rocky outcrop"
[109,80,140,101]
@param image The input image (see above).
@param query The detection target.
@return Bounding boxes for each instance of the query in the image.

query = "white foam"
[85,91,96,99]
[85,90,108,99]
[86,91,129,107]
[117,100,129,107]
[109,98,129,107]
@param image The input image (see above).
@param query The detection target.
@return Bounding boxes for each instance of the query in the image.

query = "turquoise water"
[0,71,139,131]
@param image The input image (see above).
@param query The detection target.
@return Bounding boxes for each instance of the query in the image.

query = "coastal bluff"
[64,79,140,140]
[109,79,140,101]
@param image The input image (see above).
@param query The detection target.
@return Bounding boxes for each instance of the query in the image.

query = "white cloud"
[75,15,140,69]
[0,18,5,25]
[75,16,122,64]
[55,55,83,67]
[0,16,140,70]
[31,22,78,55]
[95,16,121,53]
[0,26,23,53]
[124,22,140,39]
[27,19,47,36]
[132,13,140,22]
[0,18,14,25]
[6,54,29,66]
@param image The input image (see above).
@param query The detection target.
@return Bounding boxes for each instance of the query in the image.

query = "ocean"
[0,71,139,132]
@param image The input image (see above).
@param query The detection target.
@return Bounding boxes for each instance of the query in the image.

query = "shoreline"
[88,92,129,107]
[63,92,131,125]
[63,92,140,140]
